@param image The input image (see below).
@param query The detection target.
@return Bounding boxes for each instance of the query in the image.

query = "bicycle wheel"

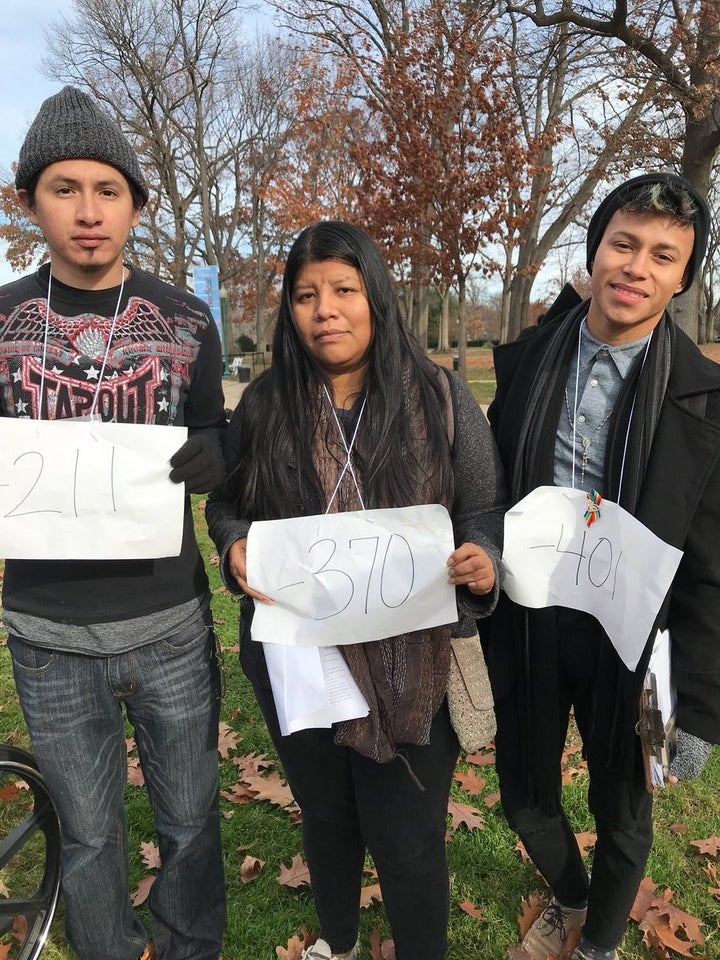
[0,745,61,960]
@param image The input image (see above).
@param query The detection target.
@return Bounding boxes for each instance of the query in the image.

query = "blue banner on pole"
[192,265,223,352]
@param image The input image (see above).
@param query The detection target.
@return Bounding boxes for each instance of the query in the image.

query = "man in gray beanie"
[0,87,226,960]
[483,173,720,960]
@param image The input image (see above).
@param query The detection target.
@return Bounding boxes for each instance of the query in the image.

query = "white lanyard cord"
[322,383,367,512]
[41,268,126,421]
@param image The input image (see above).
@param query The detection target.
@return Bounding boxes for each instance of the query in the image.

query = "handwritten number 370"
[279,534,416,621]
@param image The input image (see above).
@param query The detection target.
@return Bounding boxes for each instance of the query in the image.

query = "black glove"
[169,432,226,494]
[669,728,713,781]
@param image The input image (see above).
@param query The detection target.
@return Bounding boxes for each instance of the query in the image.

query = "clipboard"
[636,629,677,790]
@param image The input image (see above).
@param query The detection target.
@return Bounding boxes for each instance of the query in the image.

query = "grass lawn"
[2,508,720,958]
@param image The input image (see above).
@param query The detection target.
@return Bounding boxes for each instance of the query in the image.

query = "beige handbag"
[447,627,496,753]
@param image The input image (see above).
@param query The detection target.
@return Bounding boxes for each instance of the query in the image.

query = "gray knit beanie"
[15,86,149,205]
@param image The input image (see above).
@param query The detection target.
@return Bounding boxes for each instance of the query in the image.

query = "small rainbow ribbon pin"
[584,489,602,527]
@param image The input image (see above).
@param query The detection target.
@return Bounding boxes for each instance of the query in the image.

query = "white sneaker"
[301,935,361,959]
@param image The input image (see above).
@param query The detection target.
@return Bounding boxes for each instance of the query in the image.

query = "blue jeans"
[8,617,225,960]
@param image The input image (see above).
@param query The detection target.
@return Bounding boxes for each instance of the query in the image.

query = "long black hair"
[230,221,453,519]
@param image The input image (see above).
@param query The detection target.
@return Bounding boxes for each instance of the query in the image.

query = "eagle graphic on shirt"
[0,293,208,425]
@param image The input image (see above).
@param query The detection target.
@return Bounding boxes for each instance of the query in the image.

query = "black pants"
[493,610,653,950]
[252,678,459,960]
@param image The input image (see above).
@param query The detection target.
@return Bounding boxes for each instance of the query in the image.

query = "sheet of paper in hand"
[0,418,187,560]
[247,503,458,647]
[263,642,370,735]
[501,486,683,670]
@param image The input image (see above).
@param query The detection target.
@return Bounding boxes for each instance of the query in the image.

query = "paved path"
[222,378,246,412]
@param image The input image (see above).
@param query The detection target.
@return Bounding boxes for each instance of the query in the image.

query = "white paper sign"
[501,486,683,670]
[263,642,369,735]
[0,418,187,560]
[247,504,458,647]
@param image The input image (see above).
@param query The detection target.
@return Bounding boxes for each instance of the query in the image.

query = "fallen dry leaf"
[277,853,311,889]
[631,876,705,959]
[630,875,659,921]
[140,841,161,870]
[574,831,597,857]
[234,752,275,776]
[360,882,383,909]
[561,924,582,958]
[221,781,256,805]
[10,914,27,943]
[459,898,486,920]
[447,799,485,832]
[483,790,501,808]
[275,934,304,960]
[669,823,688,834]
[240,855,265,883]
[703,862,720,900]
[453,768,486,795]
[690,836,720,860]
[640,905,704,959]
[561,765,585,786]
[127,757,145,787]
[131,873,156,907]
[515,840,532,864]
[243,771,298,811]
[517,894,544,938]
[218,721,241,759]
[369,927,396,960]
[0,782,22,802]
[465,749,495,766]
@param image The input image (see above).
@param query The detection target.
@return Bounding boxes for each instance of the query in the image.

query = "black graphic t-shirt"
[0,264,226,643]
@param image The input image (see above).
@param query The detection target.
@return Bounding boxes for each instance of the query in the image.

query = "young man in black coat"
[485,173,720,960]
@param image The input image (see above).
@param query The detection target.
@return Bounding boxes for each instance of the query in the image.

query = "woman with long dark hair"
[206,221,505,960]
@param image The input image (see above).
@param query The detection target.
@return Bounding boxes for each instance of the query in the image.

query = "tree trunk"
[457,272,467,381]
[437,288,450,352]
[675,114,719,341]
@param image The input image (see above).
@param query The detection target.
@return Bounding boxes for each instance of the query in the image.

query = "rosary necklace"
[566,321,652,496]
[564,388,613,488]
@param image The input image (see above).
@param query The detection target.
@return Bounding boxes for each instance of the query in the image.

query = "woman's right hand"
[228,538,273,603]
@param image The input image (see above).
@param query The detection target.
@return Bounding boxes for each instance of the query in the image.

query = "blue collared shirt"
[554,320,650,492]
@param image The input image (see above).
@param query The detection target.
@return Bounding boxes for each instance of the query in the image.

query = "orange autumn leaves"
[122,731,720,959]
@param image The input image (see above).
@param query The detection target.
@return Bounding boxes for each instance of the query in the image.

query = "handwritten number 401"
[531,524,623,599]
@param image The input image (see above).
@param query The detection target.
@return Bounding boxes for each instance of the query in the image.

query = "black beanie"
[16,86,149,205]
[586,172,710,294]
